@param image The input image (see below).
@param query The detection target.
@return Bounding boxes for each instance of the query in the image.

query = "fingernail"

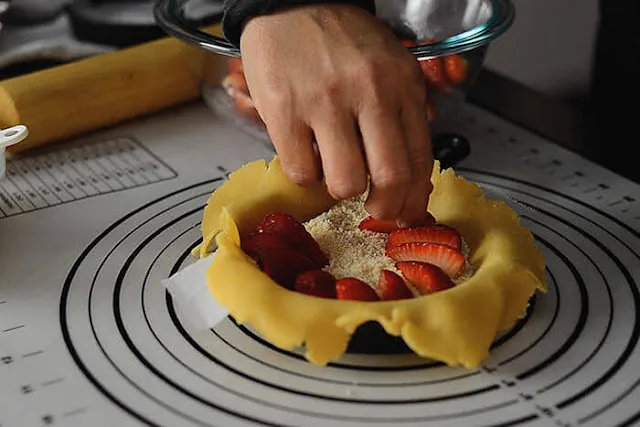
[395,219,412,228]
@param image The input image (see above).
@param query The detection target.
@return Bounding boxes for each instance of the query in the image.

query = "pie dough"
[194,157,547,368]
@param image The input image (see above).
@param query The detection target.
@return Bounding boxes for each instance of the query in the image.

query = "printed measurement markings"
[0,137,176,218]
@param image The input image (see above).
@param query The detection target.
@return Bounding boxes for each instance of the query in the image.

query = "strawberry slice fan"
[193,156,547,369]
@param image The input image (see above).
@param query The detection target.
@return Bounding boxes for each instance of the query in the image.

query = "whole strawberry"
[241,232,317,289]
[335,277,380,301]
[257,212,329,267]
[294,270,337,299]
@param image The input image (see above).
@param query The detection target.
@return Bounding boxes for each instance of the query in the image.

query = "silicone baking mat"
[0,100,638,427]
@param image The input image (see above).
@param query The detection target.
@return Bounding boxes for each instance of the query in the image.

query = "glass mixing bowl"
[155,0,515,141]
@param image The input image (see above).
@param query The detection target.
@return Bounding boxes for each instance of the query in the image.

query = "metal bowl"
[155,0,514,139]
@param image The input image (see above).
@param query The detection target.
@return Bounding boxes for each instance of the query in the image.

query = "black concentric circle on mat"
[60,173,640,427]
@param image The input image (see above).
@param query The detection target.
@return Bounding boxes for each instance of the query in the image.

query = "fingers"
[262,108,321,186]
[396,100,434,226]
[312,106,368,200]
[358,103,412,220]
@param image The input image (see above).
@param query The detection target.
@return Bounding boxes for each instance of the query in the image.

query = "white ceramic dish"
[0,125,29,180]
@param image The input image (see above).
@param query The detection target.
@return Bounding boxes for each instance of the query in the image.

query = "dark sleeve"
[222,0,377,47]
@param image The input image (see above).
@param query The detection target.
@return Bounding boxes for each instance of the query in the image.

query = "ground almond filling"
[304,196,475,296]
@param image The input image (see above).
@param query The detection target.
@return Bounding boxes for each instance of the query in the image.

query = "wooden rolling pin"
[0,30,219,154]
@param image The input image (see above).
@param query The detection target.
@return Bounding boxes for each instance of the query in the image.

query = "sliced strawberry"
[263,250,317,289]
[396,261,454,294]
[232,91,264,126]
[221,72,264,125]
[385,242,465,279]
[294,270,337,299]
[419,58,451,93]
[378,269,414,300]
[359,212,435,233]
[358,216,400,233]
[241,232,317,288]
[400,39,418,47]
[386,224,462,251]
[227,58,244,74]
[335,277,380,301]
[443,54,469,85]
[222,72,249,96]
[256,212,329,267]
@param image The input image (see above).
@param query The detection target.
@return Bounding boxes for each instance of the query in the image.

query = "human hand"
[238,3,434,226]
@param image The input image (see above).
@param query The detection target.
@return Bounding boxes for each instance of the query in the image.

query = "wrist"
[223,0,376,47]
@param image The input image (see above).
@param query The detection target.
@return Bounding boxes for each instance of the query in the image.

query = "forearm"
[222,0,377,46]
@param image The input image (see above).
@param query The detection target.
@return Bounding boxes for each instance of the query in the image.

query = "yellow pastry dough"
[196,157,547,369]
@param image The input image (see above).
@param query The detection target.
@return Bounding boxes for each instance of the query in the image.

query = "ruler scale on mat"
[0,100,639,427]
[0,138,177,217]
